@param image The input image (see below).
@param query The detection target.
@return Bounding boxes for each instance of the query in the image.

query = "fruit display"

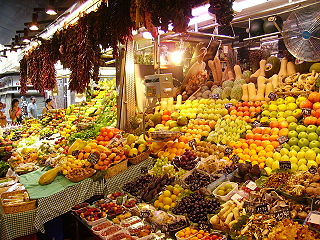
[176,227,210,240]
[184,170,213,191]
[153,185,191,211]
[228,101,265,122]
[77,207,106,222]
[173,150,199,170]
[156,140,190,160]
[195,141,226,159]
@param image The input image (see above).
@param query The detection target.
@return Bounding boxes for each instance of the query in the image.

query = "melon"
[265,56,281,78]
[295,61,313,74]
[263,16,283,34]
[250,19,265,36]
[310,63,320,73]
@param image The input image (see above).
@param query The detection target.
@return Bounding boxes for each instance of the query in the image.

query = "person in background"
[9,99,22,124]
[42,99,54,114]
[20,96,28,119]
[27,96,38,118]
[0,102,7,127]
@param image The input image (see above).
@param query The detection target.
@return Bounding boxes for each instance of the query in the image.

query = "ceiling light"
[22,28,30,43]
[142,32,153,39]
[233,0,270,12]
[46,0,57,15]
[29,13,39,31]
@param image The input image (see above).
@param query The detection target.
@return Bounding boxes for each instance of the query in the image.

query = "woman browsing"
[42,99,54,115]
[9,99,22,124]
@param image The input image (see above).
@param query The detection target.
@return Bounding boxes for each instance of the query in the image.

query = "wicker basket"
[104,160,128,179]
[128,151,150,165]
[1,190,37,214]
[66,169,96,183]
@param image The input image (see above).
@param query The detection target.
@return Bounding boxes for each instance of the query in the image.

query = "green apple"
[309,140,320,148]
[286,116,297,123]
[296,96,307,106]
[282,143,291,149]
[262,110,270,116]
[307,125,317,133]
[266,157,274,168]
[280,148,289,156]
[288,131,298,138]
[292,109,303,118]
[273,152,282,161]
[297,151,305,159]
[277,112,285,118]
[312,147,320,155]
[308,132,319,142]
[316,154,320,164]
[291,163,298,172]
[278,117,286,122]
[282,155,290,162]
[260,117,269,123]
[269,104,278,112]
[298,158,307,166]
[288,122,298,131]
[305,149,316,160]
[298,164,308,171]
[287,103,298,111]
[296,125,307,133]
[289,150,298,157]
[284,110,293,118]
[307,160,318,168]
[316,126,320,135]
[289,156,298,164]
[278,104,287,112]
[269,117,277,122]
[301,146,310,152]
[264,167,272,175]
[291,145,301,152]
[272,161,280,170]
[285,96,296,103]
[298,132,308,139]
[288,137,299,146]
[277,98,285,105]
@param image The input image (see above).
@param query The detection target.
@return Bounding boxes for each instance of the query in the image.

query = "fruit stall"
[1,0,320,240]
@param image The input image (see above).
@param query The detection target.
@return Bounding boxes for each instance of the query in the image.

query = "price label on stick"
[224,103,233,109]
[231,154,240,164]
[268,92,278,101]
[140,210,151,218]
[188,139,196,150]
[210,94,220,99]
[251,120,262,128]
[277,136,289,144]
[309,166,318,174]
[275,145,283,152]
[274,207,291,221]
[72,150,80,157]
[88,152,100,165]
[280,161,291,170]
[224,147,233,156]
[302,108,312,116]
[312,198,320,211]
[254,204,269,214]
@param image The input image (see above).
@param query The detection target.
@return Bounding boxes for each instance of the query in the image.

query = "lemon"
[173,188,181,195]
[171,202,176,208]
[158,202,164,209]
[170,194,177,201]
[163,205,171,211]
[154,200,160,208]
[163,197,172,205]
[163,190,171,197]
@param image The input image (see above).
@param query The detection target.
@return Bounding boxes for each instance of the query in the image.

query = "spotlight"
[22,28,30,43]
[29,13,39,31]
[46,0,57,15]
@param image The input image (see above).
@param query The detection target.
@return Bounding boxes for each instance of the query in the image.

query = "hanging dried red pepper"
[19,56,28,95]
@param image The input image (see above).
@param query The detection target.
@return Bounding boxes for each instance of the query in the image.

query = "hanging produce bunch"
[209,0,235,25]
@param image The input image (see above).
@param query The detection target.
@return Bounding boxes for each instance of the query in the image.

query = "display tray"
[1,190,37,214]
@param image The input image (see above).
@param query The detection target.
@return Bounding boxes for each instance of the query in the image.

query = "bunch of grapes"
[150,157,176,177]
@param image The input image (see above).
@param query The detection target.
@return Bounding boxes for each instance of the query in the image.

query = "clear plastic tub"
[104,230,136,240]
[126,222,152,238]
[92,220,114,235]
[120,216,142,227]
[213,181,238,202]
[99,225,123,239]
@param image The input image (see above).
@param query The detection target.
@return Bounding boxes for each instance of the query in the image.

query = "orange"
[83,146,91,153]
[84,153,90,159]
[265,145,274,152]
[250,144,257,150]
[279,128,289,136]
[261,140,271,148]
[256,146,264,152]
[251,154,259,161]
[243,148,250,154]
[269,135,278,141]
[271,128,280,135]
[252,160,259,166]
[78,152,84,160]
[258,150,266,157]
[252,128,262,134]
[241,143,249,149]
[228,141,236,147]
[266,151,273,158]
[271,141,280,148]
[259,162,265,169]
[234,141,242,148]
[243,154,250,161]
[255,140,262,146]
[257,156,266,163]
[100,153,107,160]
[249,150,257,156]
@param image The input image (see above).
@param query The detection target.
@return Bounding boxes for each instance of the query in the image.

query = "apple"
[296,96,307,106]
[284,110,293,118]
[282,143,290,149]
[277,98,285,105]
[292,109,302,118]
[307,160,318,168]
[298,158,307,166]
[288,131,298,138]
[296,125,307,133]
[298,164,308,171]
[280,148,290,156]
[291,163,298,171]
[298,138,310,148]
[305,149,316,160]
[273,152,282,161]
[286,116,297,123]
[316,154,320,164]
[262,110,270,116]
[289,150,297,157]
[312,147,320,155]
[282,155,290,161]
[264,167,272,175]
[290,156,298,164]
[301,146,310,152]
[288,122,298,131]
[288,137,299,146]
[277,112,285,118]
[313,102,320,110]
[297,151,305,159]
[298,132,308,139]
[309,140,320,148]
[269,104,278,112]
[285,96,296,103]
[287,103,298,111]
[308,132,319,142]
[307,125,317,133]
[272,161,280,170]
[317,126,320,135]
[278,104,287,112]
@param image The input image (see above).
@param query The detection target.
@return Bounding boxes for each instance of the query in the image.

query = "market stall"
[1,0,320,239]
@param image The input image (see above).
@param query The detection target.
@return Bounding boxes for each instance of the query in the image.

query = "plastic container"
[120,216,142,227]
[175,228,197,240]
[84,216,107,226]
[127,222,152,237]
[212,181,238,202]
[92,220,114,235]
[104,230,136,240]
[99,225,122,239]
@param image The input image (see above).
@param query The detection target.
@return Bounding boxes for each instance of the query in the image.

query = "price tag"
[88,152,100,164]
[140,210,151,218]
[251,120,262,128]
[116,196,125,205]
[254,204,269,214]
[306,212,320,225]
[312,198,320,211]
[302,108,312,116]
[188,139,196,150]
[231,193,243,202]
[224,103,233,109]
[72,150,80,157]
[224,147,233,156]
[231,154,240,164]
[268,92,278,101]
[277,136,289,144]
[274,207,291,221]
[275,145,283,152]
[280,161,291,170]
[246,181,258,191]
[210,94,220,99]
[309,166,318,174]
[140,166,148,174]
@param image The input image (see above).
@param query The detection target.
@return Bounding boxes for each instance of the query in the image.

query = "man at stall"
[27,96,38,119]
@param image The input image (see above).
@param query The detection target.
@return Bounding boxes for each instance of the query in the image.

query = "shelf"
[243,32,281,41]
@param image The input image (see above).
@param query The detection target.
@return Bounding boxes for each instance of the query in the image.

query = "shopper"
[27,96,38,118]
[9,99,23,124]
[42,99,54,114]
[0,102,7,127]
